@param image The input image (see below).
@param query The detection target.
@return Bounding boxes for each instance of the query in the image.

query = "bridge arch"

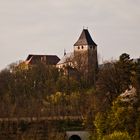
[69,135,81,140]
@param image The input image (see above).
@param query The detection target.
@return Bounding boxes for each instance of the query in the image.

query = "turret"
[73,28,98,85]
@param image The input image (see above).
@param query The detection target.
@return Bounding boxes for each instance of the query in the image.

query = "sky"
[0,0,140,70]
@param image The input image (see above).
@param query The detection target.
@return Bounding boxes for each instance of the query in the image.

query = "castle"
[25,28,98,84]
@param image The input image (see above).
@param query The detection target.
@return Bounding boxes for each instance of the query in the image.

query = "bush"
[102,131,131,140]
[94,112,108,140]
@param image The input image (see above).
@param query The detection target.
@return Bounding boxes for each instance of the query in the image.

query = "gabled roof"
[57,52,74,65]
[26,54,60,65]
[74,29,97,46]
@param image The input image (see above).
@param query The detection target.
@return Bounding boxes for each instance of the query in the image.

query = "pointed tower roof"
[74,29,97,46]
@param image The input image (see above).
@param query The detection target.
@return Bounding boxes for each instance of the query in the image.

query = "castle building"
[25,54,60,65]
[57,28,98,84]
[25,28,98,84]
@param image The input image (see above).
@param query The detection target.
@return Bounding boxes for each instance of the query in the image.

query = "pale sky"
[0,0,140,70]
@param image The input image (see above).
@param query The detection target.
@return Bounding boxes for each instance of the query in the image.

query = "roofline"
[26,54,60,61]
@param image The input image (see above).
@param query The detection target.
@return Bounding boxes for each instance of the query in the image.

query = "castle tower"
[73,28,98,85]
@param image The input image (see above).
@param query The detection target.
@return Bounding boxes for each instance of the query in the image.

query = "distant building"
[25,29,98,84]
[57,28,98,84]
[133,58,140,63]
[57,52,74,69]
[25,54,60,66]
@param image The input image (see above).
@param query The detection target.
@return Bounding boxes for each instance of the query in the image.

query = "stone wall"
[0,118,83,140]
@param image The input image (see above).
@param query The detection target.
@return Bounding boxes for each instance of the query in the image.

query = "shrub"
[102,131,131,140]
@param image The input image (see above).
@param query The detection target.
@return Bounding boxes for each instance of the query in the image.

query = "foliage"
[94,112,108,140]
[102,131,131,140]
[0,61,97,118]
[133,115,140,140]
[56,76,80,93]
[107,98,136,134]
[97,53,135,106]
[0,53,140,139]
[93,93,140,139]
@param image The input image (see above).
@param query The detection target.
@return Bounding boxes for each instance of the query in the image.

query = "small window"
[78,46,80,49]
[90,46,93,49]
[82,46,84,49]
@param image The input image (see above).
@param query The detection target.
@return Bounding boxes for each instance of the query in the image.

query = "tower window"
[82,46,84,49]
[90,46,93,49]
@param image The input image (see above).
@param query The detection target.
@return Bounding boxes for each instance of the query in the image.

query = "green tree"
[116,53,134,92]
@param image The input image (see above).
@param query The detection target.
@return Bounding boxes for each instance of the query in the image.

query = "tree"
[93,94,140,139]
[97,53,135,105]
[116,53,134,92]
